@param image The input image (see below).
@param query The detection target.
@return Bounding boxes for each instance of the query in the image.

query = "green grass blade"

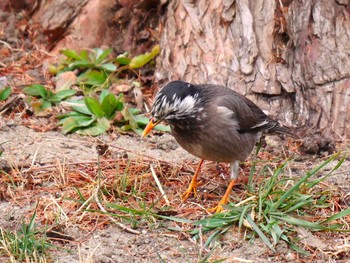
[321,207,350,224]
[270,153,339,210]
[105,203,149,215]
[284,194,313,213]
[74,187,86,202]
[306,157,345,188]
[157,215,193,224]
[204,228,225,247]
[194,217,233,229]
[245,214,276,252]
[262,160,290,199]
[272,215,327,230]
[156,251,167,263]
[268,221,284,245]
[287,241,310,255]
[238,205,251,229]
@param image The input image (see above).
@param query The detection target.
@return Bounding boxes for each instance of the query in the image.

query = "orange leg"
[181,159,204,202]
[208,179,236,213]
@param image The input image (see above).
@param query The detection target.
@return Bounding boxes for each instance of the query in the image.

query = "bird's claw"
[181,189,197,202]
[208,192,231,213]
[181,184,197,202]
[208,204,224,213]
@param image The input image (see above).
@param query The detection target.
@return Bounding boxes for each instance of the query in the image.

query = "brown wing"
[197,84,295,136]
[213,90,277,133]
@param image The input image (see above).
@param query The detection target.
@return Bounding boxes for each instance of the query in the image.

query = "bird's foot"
[207,196,229,213]
[181,180,201,202]
[207,180,235,213]
[208,203,224,213]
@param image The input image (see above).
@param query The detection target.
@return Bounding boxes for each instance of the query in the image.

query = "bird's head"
[142,81,204,137]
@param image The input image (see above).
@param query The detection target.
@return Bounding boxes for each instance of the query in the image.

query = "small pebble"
[285,252,296,261]
[6,121,15,127]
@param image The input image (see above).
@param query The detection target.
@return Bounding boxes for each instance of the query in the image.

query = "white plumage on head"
[152,84,201,121]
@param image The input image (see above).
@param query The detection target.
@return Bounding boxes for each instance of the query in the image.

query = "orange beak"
[142,117,160,138]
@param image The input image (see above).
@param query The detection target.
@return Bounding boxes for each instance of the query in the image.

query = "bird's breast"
[170,121,205,158]
[170,118,259,163]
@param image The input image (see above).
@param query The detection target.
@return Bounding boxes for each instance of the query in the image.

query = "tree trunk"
[3,0,349,139]
[156,0,350,139]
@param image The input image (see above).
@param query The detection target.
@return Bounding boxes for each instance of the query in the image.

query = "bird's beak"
[142,117,159,138]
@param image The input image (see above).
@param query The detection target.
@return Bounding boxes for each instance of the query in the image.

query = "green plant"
[118,45,160,69]
[0,205,51,261]
[50,46,160,92]
[50,46,167,136]
[58,90,169,136]
[22,46,167,136]
[0,86,11,101]
[103,202,157,229]
[161,153,350,254]
[58,90,123,136]
[52,48,117,74]
[23,84,76,113]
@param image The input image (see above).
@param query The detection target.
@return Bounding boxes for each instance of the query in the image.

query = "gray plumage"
[150,80,294,180]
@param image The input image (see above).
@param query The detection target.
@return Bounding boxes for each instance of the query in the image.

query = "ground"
[1,9,350,263]
[1,124,350,262]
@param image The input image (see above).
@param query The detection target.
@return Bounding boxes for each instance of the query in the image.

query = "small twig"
[21,147,39,173]
[78,201,93,223]
[278,0,284,8]
[29,146,40,166]
[75,191,96,216]
[0,40,13,49]
[49,194,69,222]
[198,224,207,258]
[56,158,67,186]
[231,258,253,263]
[267,166,274,176]
[234,196,257,207]
[189,201,211,215]
[150,164,170,206]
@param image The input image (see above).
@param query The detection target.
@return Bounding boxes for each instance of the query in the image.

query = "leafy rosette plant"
[58,90,170,136]
[23,84,76,113]
[58,90,123,136]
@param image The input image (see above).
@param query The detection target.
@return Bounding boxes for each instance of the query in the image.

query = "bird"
[142,80,295,213]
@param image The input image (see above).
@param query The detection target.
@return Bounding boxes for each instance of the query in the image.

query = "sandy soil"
[1,122,350,262]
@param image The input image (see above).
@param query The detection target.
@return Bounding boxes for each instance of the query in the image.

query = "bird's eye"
[167,110,176,116]
[165,110,176,120]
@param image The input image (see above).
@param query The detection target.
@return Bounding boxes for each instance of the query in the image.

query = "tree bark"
[3,0,349,139]
[156,0,350,139]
